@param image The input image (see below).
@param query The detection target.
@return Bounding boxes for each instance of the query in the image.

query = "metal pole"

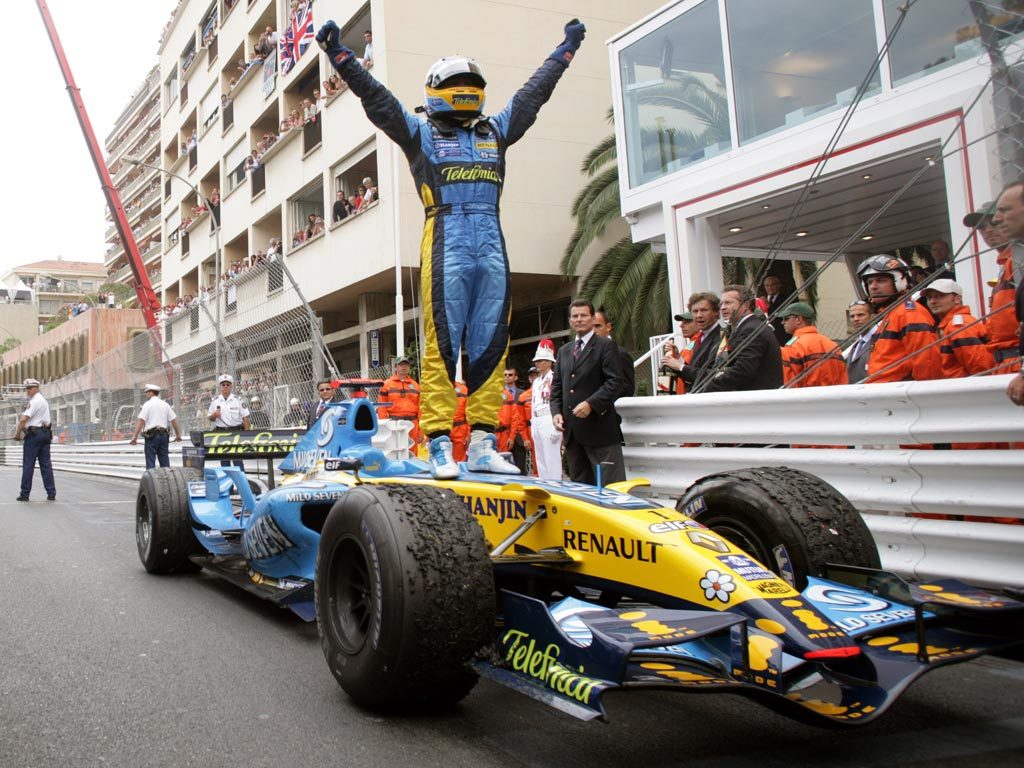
[391,143,405,358]
[123,156,223,375]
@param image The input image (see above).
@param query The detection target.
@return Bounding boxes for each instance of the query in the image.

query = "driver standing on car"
[208,374,250,467]
[14,378,56,502]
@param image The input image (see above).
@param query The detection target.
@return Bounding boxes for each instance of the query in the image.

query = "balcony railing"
[251,164,266,197]
[188,145,197,172]
[223,100,234,131]
[303,119,322,154]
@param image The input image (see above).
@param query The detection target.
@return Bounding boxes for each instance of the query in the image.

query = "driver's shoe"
[428,435,460,480]
[467,433,521,474]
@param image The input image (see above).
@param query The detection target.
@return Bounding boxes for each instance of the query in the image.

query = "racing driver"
[316,18,586,479]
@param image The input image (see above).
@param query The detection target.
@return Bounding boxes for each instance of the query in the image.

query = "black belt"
[219,425,244,431]
[143,428,169,438]
[994,348,1021,363]
[26,425,51,434]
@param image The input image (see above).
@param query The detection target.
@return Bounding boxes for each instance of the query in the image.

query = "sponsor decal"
[248,570,306,590]
[805,583,916,633]
[717,554,776,582]
[562,530,663,563]
[188,481,206,497]
[316,417,335,447]
[679,496,707,518]
[687,530,730,553]
[502,629,602,705]
[439,164,501,183]
[753,580,794,596]
[451,93,480,106]
[283,490,346,503]
[462,495,528,524]
[700,570,736,603]
[535,480,655,509]
[772,545,796,587]
[363,520,383,650]
[243,514,295,560]
[475,141,498,150]
[205,430,302,456]
[648,519,705,534]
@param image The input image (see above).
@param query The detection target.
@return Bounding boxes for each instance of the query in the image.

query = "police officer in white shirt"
[14,378,56,501]
[130,384,182,469]
[208,373,250,467]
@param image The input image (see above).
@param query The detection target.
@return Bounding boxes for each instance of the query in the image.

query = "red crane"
[35,0,161,329]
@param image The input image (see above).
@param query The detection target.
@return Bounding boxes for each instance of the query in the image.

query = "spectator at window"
[360,177,378,207]
[328,74,343,93]
[348,194,360,213]
[332,191,349,223]
[313,215,325,235]
[361,30,373,68]
[314,89,326,113]
[292,230,305,248]
[323,79,337,96]
[302,98,317,123]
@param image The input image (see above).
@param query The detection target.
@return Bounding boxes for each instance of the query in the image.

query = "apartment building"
[154,0,661,376]
[608,0,1019,331]
[104,66,164,294]
[1,259,108,329]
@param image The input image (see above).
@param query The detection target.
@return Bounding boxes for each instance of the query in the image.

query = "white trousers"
[531,413,562,480]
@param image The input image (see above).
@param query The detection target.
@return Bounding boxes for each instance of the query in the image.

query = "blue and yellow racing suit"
[332,57,571,437]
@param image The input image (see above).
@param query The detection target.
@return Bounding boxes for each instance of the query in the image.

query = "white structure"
[105,66,163,294]
[608,0,1015,325]
[154,0,661,374]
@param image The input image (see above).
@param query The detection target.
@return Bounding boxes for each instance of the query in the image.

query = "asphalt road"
[1,468,1022,768]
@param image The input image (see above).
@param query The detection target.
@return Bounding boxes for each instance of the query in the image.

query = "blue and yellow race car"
[135,398,1022,724]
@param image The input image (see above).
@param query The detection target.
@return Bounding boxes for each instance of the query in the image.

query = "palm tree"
[562,78,730,354]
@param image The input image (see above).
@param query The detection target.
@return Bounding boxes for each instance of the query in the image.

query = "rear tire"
[136,467,204,574]
[677,466,880,590]
[316,484,494,710]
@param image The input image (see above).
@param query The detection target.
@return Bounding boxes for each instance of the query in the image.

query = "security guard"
[14,378,56,501]
[129,384,182,469]
[208,374,250,467]
[779,302,848,387]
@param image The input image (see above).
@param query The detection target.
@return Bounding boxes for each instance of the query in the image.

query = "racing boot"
[467,430,521,474]
[428,434,460,480]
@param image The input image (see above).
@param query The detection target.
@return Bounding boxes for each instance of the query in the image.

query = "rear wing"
[184,428,306,487]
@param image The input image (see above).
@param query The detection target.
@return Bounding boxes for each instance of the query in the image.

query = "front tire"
[677,466,880,590]
[136,467,204,573]
[316,484,494,709]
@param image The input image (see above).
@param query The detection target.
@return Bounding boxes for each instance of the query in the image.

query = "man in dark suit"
[551,300,626,485]
[307,379,335,428]
[703,284,783,392]
[844,299,875,384]
[674,292,722,393]
[761,275,790,346]
[593,307,635,397]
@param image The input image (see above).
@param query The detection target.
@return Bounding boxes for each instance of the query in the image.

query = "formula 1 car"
[136,398,1023,725]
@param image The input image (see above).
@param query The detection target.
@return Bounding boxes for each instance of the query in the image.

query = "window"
[619,0,731,188]
[224,139,248,193]
[884,0,985,85]
[164,70,178,111]
[288,178,325,250]
[332,144,379,220]
[727,0,879,144]
[200,84,219,135]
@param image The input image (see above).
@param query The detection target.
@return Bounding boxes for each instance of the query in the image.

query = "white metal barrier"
[618,374,1024,589]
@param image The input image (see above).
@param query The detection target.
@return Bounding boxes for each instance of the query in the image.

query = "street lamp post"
[124,155,223,375]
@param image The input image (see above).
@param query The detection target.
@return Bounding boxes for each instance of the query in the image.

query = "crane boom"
[35,0,161,329]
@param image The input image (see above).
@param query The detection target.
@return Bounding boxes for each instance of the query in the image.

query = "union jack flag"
[279,0,315,75]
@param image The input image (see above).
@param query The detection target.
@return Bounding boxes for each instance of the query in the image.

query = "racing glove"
[317,21,356,72]
[548,18,586,66]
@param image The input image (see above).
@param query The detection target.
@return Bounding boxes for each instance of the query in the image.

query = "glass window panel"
[619,0,731,188]
[884,0,1001,85]
[727,0,879,144]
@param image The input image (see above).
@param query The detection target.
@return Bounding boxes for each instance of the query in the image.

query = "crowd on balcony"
[332,177,379,222]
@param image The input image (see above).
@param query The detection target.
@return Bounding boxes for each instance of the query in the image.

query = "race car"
[135,397,1023,725]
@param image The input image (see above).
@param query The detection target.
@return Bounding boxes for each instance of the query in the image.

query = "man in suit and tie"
[308,379,335,428]
[844,299,875,384]
[702,284,783,392]
[551,300,626,485]
[665,292,722,393]
[592,307,635,397]
[762,275,790,346]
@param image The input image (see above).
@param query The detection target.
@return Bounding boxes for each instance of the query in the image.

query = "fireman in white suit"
[530,339,562,480]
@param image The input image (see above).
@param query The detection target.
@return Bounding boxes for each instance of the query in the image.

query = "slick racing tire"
[677,466,880,590]
[316,484,494,710]
[136,467,204,574]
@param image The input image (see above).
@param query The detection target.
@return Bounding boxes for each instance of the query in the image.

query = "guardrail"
[618,374,1024,589]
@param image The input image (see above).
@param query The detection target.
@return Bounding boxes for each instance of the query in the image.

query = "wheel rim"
[328,536,372,654]
[137,494,153,558]
[703,516,774,572]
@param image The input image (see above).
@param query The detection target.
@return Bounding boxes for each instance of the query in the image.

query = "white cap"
[289,397,300,406]
[217,374,234,384]
[532,339,556,363]
[250,395,260,404]
[923,279,962,296]
[23,378,40,387]
[143,383,161,393]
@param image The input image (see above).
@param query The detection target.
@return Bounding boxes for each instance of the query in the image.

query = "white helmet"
[423,56,486,119]
[856,254,911,295]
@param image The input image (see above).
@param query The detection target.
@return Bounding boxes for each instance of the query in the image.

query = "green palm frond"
[581,134,617,176]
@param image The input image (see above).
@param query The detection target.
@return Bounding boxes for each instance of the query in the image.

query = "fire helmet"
[424,56,486,119]
[856,254,911,295]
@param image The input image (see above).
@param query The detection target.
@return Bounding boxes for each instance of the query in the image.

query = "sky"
[1,1,177,278]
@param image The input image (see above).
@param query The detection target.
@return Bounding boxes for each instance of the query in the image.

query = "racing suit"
[324,51,575,438]
[865,298,942,383]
